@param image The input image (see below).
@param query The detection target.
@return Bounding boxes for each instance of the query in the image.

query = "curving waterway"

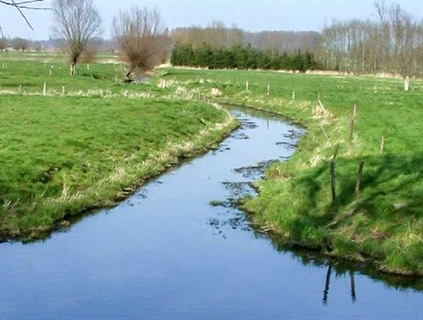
[1,107,422,319]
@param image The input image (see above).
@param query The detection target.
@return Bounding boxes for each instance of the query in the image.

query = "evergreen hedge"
[170,42,319,72]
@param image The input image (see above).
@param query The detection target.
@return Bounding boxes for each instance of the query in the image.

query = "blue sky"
[0,0,422,40]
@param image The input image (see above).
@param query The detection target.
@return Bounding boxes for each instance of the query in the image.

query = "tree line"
[318,0,422,88]
[171,23,320,54]
[0,37,44,52]
[170,42,318,72]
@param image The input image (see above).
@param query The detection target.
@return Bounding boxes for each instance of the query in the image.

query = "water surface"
[1,107,422,319]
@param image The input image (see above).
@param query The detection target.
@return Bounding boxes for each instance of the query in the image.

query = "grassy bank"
[0,60,237,241]
[155,68,423,275]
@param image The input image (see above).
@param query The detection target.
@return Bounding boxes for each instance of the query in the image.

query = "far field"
[0,52,422,275]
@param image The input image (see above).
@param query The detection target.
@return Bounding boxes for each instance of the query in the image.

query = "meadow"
[1,51,422,275]
[0,52,237,241]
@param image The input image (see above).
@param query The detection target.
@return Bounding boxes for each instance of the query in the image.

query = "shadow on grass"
[294,152,423,223]
[269,152,423,277]
[336,153,423,218]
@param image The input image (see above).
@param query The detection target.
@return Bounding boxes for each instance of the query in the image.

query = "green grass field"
[0,55,237,241]
[1,52,422,275]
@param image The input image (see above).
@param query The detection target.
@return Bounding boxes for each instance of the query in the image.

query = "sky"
[0,0,422,40]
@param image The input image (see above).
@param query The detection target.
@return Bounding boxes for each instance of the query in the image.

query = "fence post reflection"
[350,270,356,302]
[322,264,357,305]
[323,264,332,304]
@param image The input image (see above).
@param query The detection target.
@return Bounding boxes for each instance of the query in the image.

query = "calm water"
[1,107,422,320]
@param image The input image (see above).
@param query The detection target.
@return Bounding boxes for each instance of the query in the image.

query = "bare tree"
[11,37,29,51]
[374,0,387,22]
[51,0,102,75]
[171,25,320,54]
[32,40,43,51]
[0,37,7,51]
[318,1,422,87]
[388,3,418,90]
[112,7,170,81]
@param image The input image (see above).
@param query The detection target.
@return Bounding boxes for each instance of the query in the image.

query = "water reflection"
[323,265,357,305]
[270,235,423,292]
[323,264,332,304]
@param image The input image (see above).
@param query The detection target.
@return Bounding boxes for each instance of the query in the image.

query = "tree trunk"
[404,76,410,91]
[70,62,76,76]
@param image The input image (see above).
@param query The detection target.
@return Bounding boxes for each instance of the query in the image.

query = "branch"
[0,0,45,5]
[0,0,50,31]
[11,0,34,30]
[0,0,50,10]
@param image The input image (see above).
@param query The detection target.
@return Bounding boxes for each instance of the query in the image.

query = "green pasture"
[0,55,236,240]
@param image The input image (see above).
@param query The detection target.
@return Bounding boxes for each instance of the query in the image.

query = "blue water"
[1,107,422,319]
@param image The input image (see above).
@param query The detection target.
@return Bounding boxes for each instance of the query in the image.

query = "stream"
[1,106,422,319]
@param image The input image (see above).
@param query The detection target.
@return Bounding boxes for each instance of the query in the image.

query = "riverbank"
[155,68,423,276]
[0,95,237,242]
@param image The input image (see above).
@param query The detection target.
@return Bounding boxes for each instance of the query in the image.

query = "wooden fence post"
[246,80,249,92]
[332,143,339,160]
[267,83,270,95]
[43,82,46,96]
[330,144,339,203]
[330,161,336,202]
[348,104,357,141]
[348,117,354,141]
[292,89,296,100]
[355,161,364,194]
[380,136,385,155]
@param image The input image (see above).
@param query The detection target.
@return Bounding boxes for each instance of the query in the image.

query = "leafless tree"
[32,40,42,51]
[51,0,102,75]
[388,3,418,90]
[374,0,388,22]
[112,7,170,81]
[11,37,29,51]
[171,24,320,53]
[0,37,7,51]
[317,1,422,89]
